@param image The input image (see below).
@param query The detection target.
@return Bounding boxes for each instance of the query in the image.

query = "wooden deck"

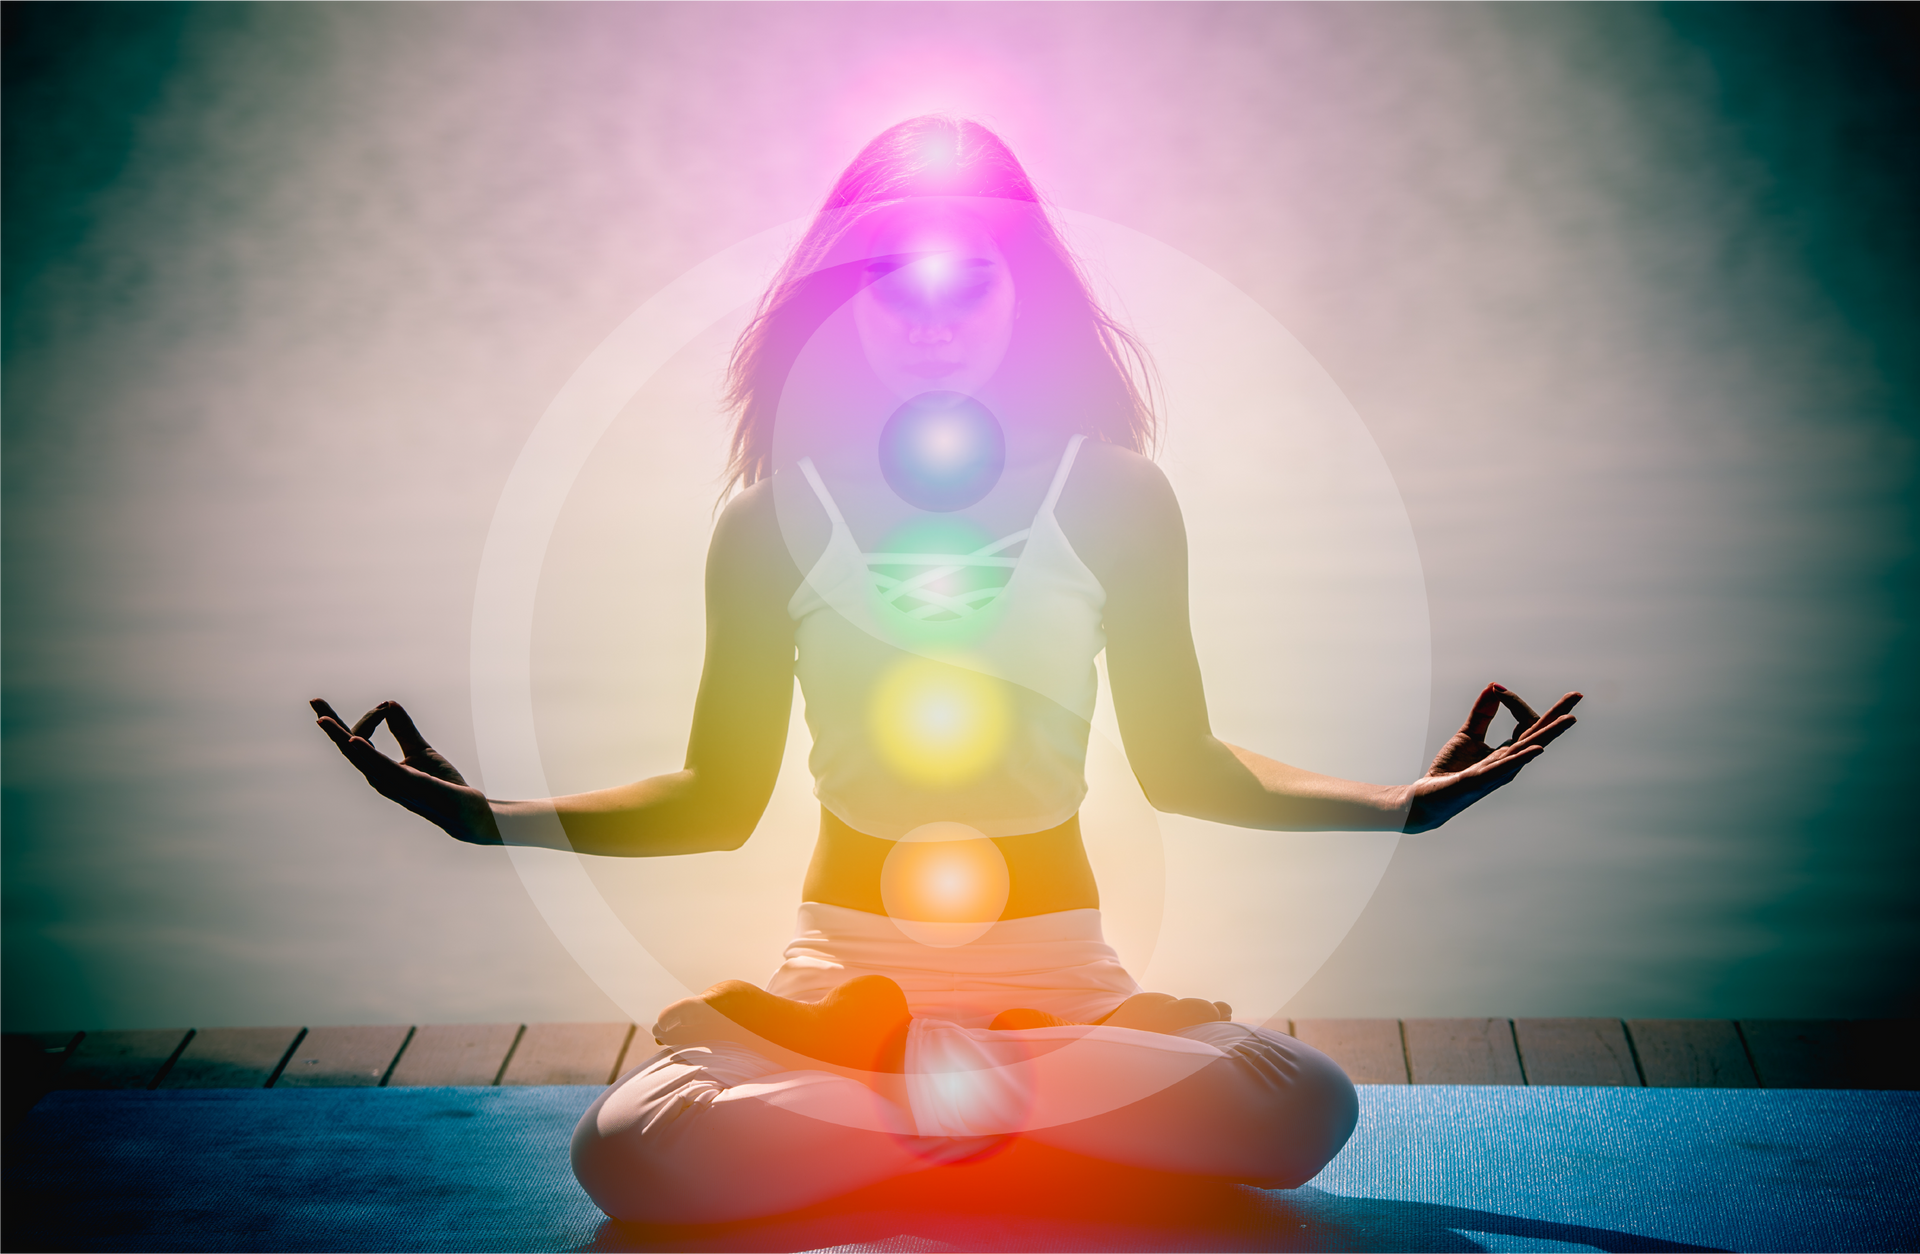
[6,1019,1914,1108]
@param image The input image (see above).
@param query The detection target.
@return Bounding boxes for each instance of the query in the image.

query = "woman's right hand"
[311,699,502,845]
[1402,683,1581,834]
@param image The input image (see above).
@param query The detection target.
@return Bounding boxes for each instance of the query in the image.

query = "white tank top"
[787,435,1106,839]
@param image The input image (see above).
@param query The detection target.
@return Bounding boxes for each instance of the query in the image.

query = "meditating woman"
[313,116,1578,1225]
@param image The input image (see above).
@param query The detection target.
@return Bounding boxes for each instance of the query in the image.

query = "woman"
[314,116,1578,1224]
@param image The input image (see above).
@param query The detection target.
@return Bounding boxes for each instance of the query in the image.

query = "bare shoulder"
[1054,440,1186,587]
[708,478,805,605]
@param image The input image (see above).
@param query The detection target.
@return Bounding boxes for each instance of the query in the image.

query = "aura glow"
[880,820,1012,948]
[869,514,1011,628]
[473,202,1422,1059]
[877,391,1006,512]
[866,656,1014,789]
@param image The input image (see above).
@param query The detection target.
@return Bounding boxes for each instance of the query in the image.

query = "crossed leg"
[575,981,1358,1225]
[651,975,1238,1070]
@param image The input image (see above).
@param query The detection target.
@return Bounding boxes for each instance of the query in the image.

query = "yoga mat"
[5,1086,1916,1252]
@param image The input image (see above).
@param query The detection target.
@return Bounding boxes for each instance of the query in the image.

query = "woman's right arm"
[314,480,802,856]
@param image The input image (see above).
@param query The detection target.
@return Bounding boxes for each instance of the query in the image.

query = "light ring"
[471,211,1428,1134]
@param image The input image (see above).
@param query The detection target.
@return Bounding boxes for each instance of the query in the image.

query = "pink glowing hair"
[722,115,1158,493]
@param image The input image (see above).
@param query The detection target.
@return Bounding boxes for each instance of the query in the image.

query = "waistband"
[767,902,1140,1027]
[795,901,1108,946]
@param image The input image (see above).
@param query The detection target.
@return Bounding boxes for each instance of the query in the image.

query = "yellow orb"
[868,657,1012,788]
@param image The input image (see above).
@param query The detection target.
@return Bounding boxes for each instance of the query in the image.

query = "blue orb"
[877,392,1005,512]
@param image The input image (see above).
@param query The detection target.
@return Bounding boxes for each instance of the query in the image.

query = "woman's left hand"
[1403,683,1581,834]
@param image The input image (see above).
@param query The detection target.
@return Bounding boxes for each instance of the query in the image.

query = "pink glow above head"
[824,43,1049,194]
[920,131,958,169]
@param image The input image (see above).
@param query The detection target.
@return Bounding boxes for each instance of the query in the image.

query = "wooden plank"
[8,1030,83,1056]
[1740,1019,1918,1089]
[499,1023,634,1086]
[160,1027,304,1089]
[1513,1018,1640,1086]
[1404,1019,1523,1085]
[1841,1020,1918,1090]
[387,1024,522,1087]
[3,1032,84,1127]
[3,1029,83,1081]
[1627,1019,1757,1088]
[53,1029,193,1090]
[273,1025,412,1088]
[1740,1020,1848,1088]
[1290,1019,1408,1084]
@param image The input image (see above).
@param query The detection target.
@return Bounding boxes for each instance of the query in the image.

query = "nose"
[906,320,954,346]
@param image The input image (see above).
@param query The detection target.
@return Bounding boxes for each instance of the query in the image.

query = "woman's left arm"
[1062,446,1577,833]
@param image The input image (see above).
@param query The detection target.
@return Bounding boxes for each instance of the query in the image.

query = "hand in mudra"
[311,699,501,845]
[1403,683,1581,834]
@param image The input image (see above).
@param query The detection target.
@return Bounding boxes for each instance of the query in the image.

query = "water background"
[5,3,1916,1029]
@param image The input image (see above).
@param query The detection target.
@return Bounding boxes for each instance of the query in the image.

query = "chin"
[885,372,983,399]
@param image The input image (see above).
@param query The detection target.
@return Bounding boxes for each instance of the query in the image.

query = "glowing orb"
[874,515,994,565]
[906,250,957,295]
[488,208,1427,1102]
[881,821,1011,948]
[920,133,957,168]
[877,391,1005,512]
[868,656,1012,787]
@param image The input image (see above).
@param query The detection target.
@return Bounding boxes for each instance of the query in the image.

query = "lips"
[905,360,962,379]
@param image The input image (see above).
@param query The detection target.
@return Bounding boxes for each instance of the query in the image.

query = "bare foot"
[1096,992,1233,1035]
[987,993,1233,1035]
[653,975,912,1072]
[988,1007,1076,1031]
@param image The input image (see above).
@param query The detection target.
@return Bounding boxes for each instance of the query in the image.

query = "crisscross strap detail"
[796,435,1085,623]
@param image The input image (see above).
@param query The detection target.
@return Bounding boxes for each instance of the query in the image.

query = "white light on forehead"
[910,250,957,294]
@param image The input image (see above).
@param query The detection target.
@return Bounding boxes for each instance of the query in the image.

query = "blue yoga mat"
[5,1086,1916,1252]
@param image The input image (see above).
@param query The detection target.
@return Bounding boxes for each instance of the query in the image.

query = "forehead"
[867,209,1005,264]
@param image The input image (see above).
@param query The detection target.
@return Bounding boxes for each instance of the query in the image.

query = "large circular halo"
[470,210,1429,1127]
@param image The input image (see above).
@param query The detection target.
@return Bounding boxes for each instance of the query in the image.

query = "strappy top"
[788,435,1107,839]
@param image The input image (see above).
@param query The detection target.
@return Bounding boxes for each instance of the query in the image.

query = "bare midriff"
[802,807,1101,919]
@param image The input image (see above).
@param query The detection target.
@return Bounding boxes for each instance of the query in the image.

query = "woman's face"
[853,214,1016,402]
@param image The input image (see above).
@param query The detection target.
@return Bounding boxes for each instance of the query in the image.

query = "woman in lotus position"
[314,116,1578,1224]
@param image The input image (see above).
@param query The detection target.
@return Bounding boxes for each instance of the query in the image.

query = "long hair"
[722,116,1158,495]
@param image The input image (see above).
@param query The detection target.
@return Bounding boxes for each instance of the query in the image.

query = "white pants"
[571,906,1358,1224]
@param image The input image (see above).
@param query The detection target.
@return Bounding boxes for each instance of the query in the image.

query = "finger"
[382,702,433,760]
[1538,691,1584,723]
[316,715,353,750]
[310,698,348,724]
[1462,684,1504,740]
[1472,744,1544,781]
[338,732,405,785]
[350,703,392,740]
[346,746,457,826]
[1504,691,1582,743]
[1213,1001,1234,1020]
[1496,688,1541,734]
[1510,713,1578,752]
[327,735,468,837]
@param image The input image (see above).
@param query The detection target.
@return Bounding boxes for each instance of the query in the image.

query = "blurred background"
[5,2,1915,1031]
